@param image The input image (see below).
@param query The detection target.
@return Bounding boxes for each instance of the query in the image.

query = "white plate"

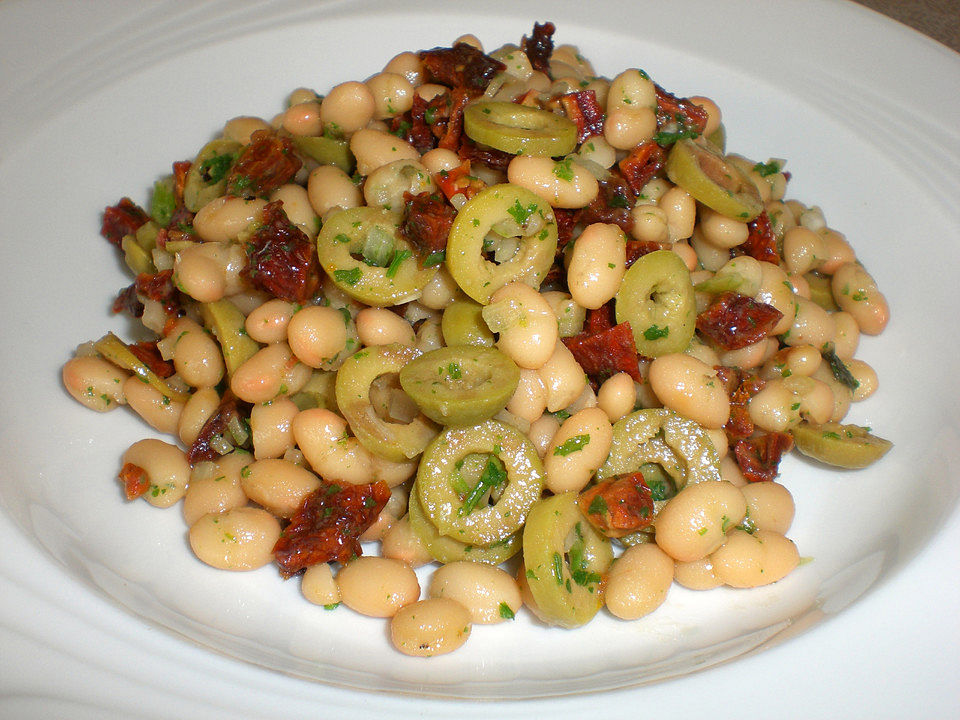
[2,0,959,717]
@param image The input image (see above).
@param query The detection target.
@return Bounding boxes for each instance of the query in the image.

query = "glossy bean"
[301,563,341,607]
[604,543,675,620]
[711,529,799,587]
[122,438,190,508]
[741,481,794,534]
[62,355,129,411]
[349,128,419,176]
[182,457,248,527]
[390,598,472,657]
[189,507,281,571]
[655,481,746,562]
[193,196,266,243]
[428,561,522,624]
[544,407,613,493]
[320,80,375,134]
[566,223,627,310]
[337,556,420,617]
[287,305,349,368]
[123,376,184,434]
[506,155,599,209]
[648,353,730,429]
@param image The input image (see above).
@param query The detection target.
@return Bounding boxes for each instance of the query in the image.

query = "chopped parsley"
[457,456,506,517]
[552,157,576,182]
[553,433,590,456]
[498,602,515,620]
[385,249,412,278]
[507,198,538,225]
[334,267,362,286]
[643,324,670,341]
[423,249,446,267]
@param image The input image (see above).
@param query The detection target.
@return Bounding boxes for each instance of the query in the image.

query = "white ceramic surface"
[1,0,959,717]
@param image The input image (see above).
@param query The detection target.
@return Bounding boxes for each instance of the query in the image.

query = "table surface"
[853,0,959,51]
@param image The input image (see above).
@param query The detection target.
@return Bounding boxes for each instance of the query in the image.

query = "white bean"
[428,561,522,624]
[122,438,190,508]
[336,556,420,617]
[189,507,281,571]
[711,529,799,587]
[604,543,675,620]
[648,353,730,429]
[62,356,129,411]
[543,408,613,493]
[390,598,472,657]
[507,155,599,209]
[566,223,627,310]
[655,481,746,562]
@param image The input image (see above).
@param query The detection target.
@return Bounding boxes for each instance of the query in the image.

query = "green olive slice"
[288,134,354,174]
[615,249,696,357]
[445,183,557,304]
[522,492,612,628]
[407,481,521,563]
[399,346,519,426]
[441,299,495,348]
[317,206,437,306]
[416,420,544,546]
[463,101,577,157]
[183,138,241,212]
[665,138,762,221]
[790,421,892,469]
[199,299,261,377]
[334,344,438,462]
[596,408,721,520]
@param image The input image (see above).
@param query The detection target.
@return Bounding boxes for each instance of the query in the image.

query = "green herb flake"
[587,495,608,516]
[552,157,576,182]
[385,248,412,278]
[423,249,446,267]
[498,602,515,620]
[551,552,564,585]
[334,267,363,286]
[553,433,590,456]
[643,324,670,341]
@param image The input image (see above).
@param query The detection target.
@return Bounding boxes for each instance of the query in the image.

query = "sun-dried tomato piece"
[575,170,635,233]
[135,269,176,303]
[118,462,151,500]
[172,160,191,204]
[724,372,766,442]
[585,302,616,334]
[225,130,302,199]
[578,472,654,538]
[112,283,144,318]
[128,341,174,379]
[734,432,794,483]
[737,210,779,264]
[400,191,457,259]
[432,161,485,202]
[419,43,506,92]
[101,197,150,247]
[457,138,513,172]
[697,291,784,351]
[563,320,643,386]
[619,140,665,195]
[560,90,605,143]
[521,21,556,75]
[625,239,671,267]
[274,480,392,576]
[437,87,472,151]
[654,83,709,142]
[187,393,242,464]
[242,200,320,303]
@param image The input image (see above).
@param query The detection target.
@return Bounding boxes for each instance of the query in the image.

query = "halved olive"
[522,492,612,628]
[790,421,892,469]
[288,134,354,174]
[615,249,696,357]
[334,343,438,462]
[665,138,762,221]
[399,346,519,426]
[463,101,577,157]
[183,138,241,212]
[441,299,495,348]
